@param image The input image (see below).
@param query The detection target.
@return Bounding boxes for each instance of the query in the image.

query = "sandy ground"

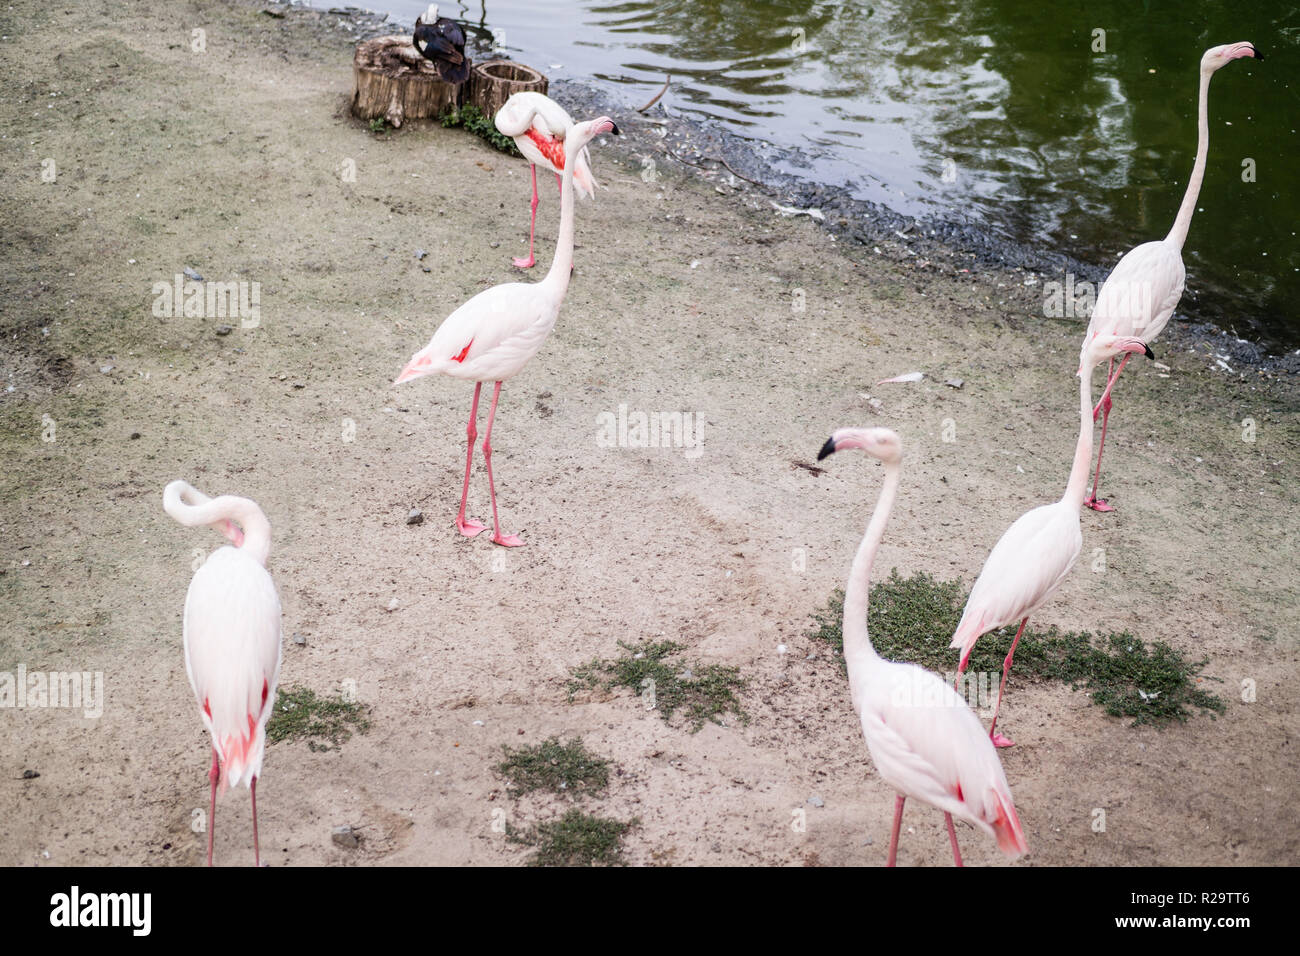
[1,0,1297,867]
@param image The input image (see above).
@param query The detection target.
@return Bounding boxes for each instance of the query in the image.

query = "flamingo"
[817,426,1027,866]
[413,5,470,84]
[396,116,620,547]
[163,480,282,867]
[951,334,1153,747]
[1082,41,1260,512]
[494,92,600,269]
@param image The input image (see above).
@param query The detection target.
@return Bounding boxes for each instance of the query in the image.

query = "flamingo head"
[395,348,436,385]
[817,426,903,465]
[220,518,245,548]
[1202,41,1261,73]
[566,116,620,157]
[1079,334,1153,375]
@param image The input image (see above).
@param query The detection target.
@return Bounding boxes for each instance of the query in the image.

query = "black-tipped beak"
[817,437,837,461]
[609,122,621,136]
[1143,343,1155,360]
[1251,45,1263,61]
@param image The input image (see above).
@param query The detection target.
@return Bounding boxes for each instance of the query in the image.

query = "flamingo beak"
[817,436,838,461]
[394,361,421,386]
[1143,343,1155,359]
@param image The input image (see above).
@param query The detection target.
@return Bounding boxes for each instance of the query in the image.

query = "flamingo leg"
[251,775,261,868]
[207,746,219,867]
[988,617,1027,748]
[481,381,525,547]
[456,382,487,537]
[945,813,964,867]
[886,794,905,867]
[512,164,539,269]
[1085,354,1130,513]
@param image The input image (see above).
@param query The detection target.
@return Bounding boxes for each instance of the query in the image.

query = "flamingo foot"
[1083,496,1115,513]
[991,731,1015,748]
[491,531,525,548]
[456,516,486,537]
[512,254,535,269]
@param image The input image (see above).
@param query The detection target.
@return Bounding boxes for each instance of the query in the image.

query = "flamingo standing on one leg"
[494,92,600,269]
[163,480,282,867]
[396,116,620,547]
[1082,41,1260,512]
[951,335,1154,747]
[817,427,1027,867]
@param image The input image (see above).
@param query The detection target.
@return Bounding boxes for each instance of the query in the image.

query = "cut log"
[466,60,547,122]
[351,34,464,128]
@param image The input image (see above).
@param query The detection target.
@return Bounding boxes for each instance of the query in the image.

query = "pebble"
[22,769,39,779]
[215,325,232,336]
[944,378,964,389]
[331,825,359,849]
[386,597,399,612]
[99,364,113,374]
[183,266,203,281]
[406,508,424,525]
[415,249,428,260]
[292,632,306,646]
[129,432,141,440]
[808,795,824,808]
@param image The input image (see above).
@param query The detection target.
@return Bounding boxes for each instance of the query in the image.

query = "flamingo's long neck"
[841,461,900,692]
[164,482,272,567]
[1164,69,1213,251]
[540,142,580,296]
[1063,364,1096,507]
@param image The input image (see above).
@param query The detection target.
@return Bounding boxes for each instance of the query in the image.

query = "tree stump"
[466,60,548,121]
[351,35,464,128]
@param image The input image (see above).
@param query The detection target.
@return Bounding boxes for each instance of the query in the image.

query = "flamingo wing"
[860,662,1027,857]
[951,501,1081,663]
[1084,240,1186,345]
[183,547,282,790]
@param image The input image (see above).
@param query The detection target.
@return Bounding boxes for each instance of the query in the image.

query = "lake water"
[381,1,1299,349]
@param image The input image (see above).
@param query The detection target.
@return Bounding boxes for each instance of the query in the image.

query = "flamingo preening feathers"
[396,116,620,546]
[495,92,600,269]
[163,480,282,867]
[950,335,1153,747]
[817,427,1027,866]
[1081,41,1260,512]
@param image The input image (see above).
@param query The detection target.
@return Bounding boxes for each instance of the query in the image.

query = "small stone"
[415,249,428,260]
[489,241,500,249]
[406,508,424,526]
[215,325,233,336]
[808,795,824,808]
[944,378,964,389]
[331,825,359,849]
[292,632,306,646]
[472,719,484,726]
[129,432,141,440]
[386,597,399,612]
[183,266,203,281]
[22,770,39,779]
[422,266,431,273]
[777,643,788,654]
[99,364,113,374]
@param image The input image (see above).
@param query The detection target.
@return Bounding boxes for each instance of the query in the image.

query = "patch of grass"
[368,116,389,134]
[495,736,610,798]
[808,570,1225,727]
[569,640,747,732]
[440,104,520,156]
[506,808,638,867]
[267,685,372,751]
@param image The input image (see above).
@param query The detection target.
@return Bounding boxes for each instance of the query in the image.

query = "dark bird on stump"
[413,4,470,84]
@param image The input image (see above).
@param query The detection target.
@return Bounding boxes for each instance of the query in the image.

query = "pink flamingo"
[1082,41,1260,512]
[163,480,282,867]
[494,92,600,269]
[951,335,1153,747]
[396,116,619,547]
[818,427,1027,866]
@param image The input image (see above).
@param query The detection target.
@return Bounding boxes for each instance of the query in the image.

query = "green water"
[403,1,1298,347]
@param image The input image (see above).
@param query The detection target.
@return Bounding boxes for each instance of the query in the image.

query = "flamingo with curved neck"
[951,335,1153,747]
[1081,40,1260,512]
[818,427,1027,866]
[164,480,282,866]
[396,116,620,547]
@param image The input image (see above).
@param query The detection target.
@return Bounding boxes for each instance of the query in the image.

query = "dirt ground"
[1,0,1297,867]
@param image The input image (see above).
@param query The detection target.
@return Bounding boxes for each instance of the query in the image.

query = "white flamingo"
[950,335,1153,747]
[494,92,600,269]
[1082,41,1260,512]
[817,427,1027,866]
[396,116,619,546]
[164,480,282,867]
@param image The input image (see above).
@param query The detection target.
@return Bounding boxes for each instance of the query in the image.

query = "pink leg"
[887,794,905,867]
[481,381,524,547]
[988,617,1027,748]
[251,776,261,867]
[207,746,219,867]
[1085,354,1130,513]
[512,165,539,269]
[456,383,487,537]
[945,813,964,867]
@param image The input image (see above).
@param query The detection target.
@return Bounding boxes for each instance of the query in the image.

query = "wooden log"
[351,34,464,128]
[466,59,547,121]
